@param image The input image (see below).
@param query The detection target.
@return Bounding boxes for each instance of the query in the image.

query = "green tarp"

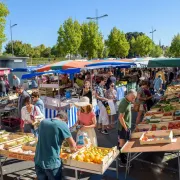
[147,58,180,67]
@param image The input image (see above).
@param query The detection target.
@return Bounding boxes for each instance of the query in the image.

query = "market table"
[121,137,180,180]
[0,149,119,180]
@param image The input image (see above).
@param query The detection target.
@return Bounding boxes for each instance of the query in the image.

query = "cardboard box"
[140,130,173,145]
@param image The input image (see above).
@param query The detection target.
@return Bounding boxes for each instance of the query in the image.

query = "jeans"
[35,165,62,180]
[0,92,6,97]
[31,128,39,137]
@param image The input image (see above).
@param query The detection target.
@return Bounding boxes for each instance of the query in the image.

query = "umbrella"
[148,58,180,67]
[37,60,90,72]
[22,68,81,79]
[86,60,135,67]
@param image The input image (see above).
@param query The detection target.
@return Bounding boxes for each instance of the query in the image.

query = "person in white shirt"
[21,96,44,136]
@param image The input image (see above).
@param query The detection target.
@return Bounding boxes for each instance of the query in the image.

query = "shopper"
[21,96,44,135]
[105,82,117,128]
[4,76,10,95]
[31,91,45,115]
[153,75,163,93]
[74,97,97,146]
[135,81,148,124]
[34,111,76,180]
[118,89,137,166]
[79,81,92,104]
[96,76,109,135]
[17,86,30,118]
[106,72,116,90]
[13,75,20,90]
[0,77,6,97]
[144,85,154,111]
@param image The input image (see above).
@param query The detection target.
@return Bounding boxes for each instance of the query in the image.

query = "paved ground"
[1,112,179,180]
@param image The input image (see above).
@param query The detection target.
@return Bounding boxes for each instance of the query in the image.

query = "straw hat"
[74,97,90,107]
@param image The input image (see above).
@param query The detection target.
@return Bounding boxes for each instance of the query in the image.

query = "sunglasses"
[111,85,115,87]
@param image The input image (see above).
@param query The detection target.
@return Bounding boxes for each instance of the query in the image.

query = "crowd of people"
[1,67,180,179]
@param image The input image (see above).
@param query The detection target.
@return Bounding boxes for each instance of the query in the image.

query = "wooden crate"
[131,124,151,139]
[140,130,173,145]
[0,135,25,145]
[70,146,117,173]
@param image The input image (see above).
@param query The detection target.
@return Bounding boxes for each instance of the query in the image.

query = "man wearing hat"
[16,85,30,118]
[34,111,76,180]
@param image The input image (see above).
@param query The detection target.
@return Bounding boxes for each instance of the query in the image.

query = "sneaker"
[98,128,102,132]
[101,129,109,135]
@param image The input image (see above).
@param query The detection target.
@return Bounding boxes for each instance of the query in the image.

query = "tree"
[0,3,9,52]
[150,45,163,57]
[169,34,180,57]
[57,18,82,58]
[41,47,51,58]
[131,35,153,57]
[51,45,58,57]
[103,46,109,58]
[106,27,130,58]
[79,21,104,59]
[126,32,145,58]
[164,47,170,57]
[4,41,33,57]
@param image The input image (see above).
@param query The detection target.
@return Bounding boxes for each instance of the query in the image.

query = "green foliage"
[126,32,144,58]
[164,47,171,57]
[79,21,104,59]
[103,46,109,58]
[41,47,51,58]
[57,18,82,58]
[0,3,9,52]
[150,45,163,57]
[5,41,33,57]
[106,27,130,58]
[131,35,153,56]
[169,34,180,57]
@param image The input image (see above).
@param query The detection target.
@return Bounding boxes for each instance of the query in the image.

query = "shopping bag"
[108,100,116,115]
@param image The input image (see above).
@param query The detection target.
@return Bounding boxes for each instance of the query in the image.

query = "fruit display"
[3,136,35,150]
[163,105,174,112]
[140,130,173,145]
[73,146,113,164]
[168,122,180,130]
[0,134,26,145]
[0,130,10,137]
[71,146,118,173]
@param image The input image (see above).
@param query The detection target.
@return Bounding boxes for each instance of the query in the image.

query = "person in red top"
[74,97,97,146]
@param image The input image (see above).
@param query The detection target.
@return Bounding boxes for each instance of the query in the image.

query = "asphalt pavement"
[1,112,179,180]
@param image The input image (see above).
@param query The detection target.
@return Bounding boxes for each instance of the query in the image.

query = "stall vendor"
[34,111,76,180]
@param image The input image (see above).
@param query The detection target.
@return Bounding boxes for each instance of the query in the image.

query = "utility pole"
[150,27,156,42]
[10,20,17,56]
[86,9,108,25]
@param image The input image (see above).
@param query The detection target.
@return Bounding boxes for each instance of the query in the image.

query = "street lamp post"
[10,21,17,56]
[86,9,108,25]
[150,27,156,42]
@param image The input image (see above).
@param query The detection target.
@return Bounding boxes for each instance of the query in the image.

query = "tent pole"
[58,73,61,108]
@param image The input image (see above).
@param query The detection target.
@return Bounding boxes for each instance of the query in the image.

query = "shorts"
[139,104,145,111]
[118,128,131,141]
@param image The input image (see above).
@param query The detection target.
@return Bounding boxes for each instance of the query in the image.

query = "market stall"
[121,84,180,180]
[0,131,119,180]
[148,58,180,68]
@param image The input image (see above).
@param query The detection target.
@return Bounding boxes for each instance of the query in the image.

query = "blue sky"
[2,0,180,49]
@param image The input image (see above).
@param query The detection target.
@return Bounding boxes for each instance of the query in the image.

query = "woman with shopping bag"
[74,97,97,146]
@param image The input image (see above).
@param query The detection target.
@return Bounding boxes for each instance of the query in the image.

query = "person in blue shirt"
[153,75,163,93]
[34,111,76,180]
[32,91,45,115]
